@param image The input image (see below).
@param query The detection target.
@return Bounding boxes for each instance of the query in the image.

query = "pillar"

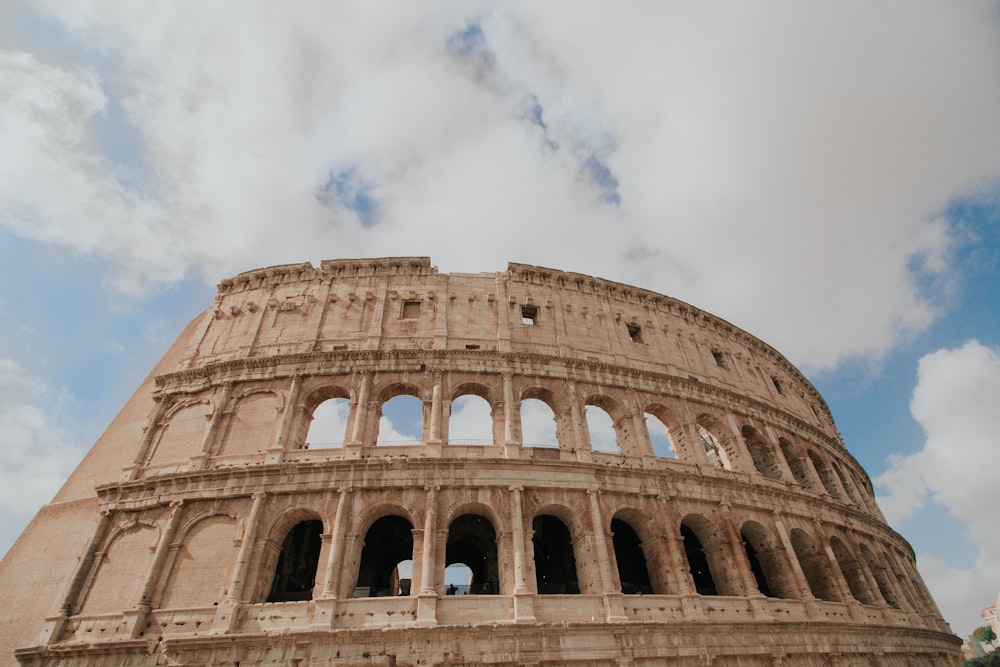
[509,485,536,622]
[127,501,184,637]
[771,512,819,618]
[503,372,521,458]
[416,485,439,626]
[192,382,234,467]
[124,395,173,479]
[321,488,353,599]
[348,370,372,455]
[588,489,627,621]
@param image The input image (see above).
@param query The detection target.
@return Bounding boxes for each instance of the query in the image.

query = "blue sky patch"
[317,168,377,227]
[582,154,621,206]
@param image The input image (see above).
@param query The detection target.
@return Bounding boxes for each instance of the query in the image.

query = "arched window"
[448,395,494,445]
[611,519,652,594]
[520,398,559,448]
[305,397,350,448]
[680,523,717,596]
[789,528,839,602]
[161,515,238,608]
[532,515,579,594]
[645,413,676,458]
[740,521,797,599]
[444,564,473,595]
[832,462,860,505]
[355,516,415,597]
[446,514,499,594]
[742,426,783,480]
[859,544,900,609]
[779,438,812,488]
[585,405,620,453]
[377,394,423,445]
[696,424,731,470]
[830,537,875,604]
[268,520,323,602]
[807,451,842,499]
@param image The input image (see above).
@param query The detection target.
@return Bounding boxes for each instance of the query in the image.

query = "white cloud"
[0,357,85,553]
[876,340,1000,636]
[3,3,998,370]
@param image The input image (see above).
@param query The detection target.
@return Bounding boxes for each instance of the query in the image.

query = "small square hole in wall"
[772,377,784,394]
[627,323,643,343]
[401,300,421,319]
[521,305,538,325]
[711,349,726,368]
[465,344,480,350]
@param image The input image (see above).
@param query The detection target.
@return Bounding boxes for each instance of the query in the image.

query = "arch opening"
[779,438,812,488]
[740,522,797,600]
[742,426,783,480]
[448,395,494,445]
[268,520,322,602]
[830,537,874,605]
[446,514,499,595]
[645,413,677,458]
[696,424,731,470]
[611,518,652,594]
[790,529,840,602]
[532,515,579,594]
[681,524,718,596]
[377,394,423,446]
[355,516,415,597]
[808,451,842,499]
[305,397,350,448]
[520,398,559,448]
[585,405,620,453]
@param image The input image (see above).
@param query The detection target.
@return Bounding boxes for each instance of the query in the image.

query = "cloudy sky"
[2,0,999,637]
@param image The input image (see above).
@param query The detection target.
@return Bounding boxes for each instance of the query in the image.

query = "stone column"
[566,381,591,462]
[629,391,655,466]
[127,501,184,637]
[274,374,303,449]
[509,485,536,622]
[124,395,173,480]
[656,495,703,619]
[191,382,234,468]
[348,370,372,457]
[771,512,819,618]
[211,492,267,633]
[426,373,443,457]
[812,519,861,620]
[503,372,521,458]
[588,489,627,622]
[719,503,772,620]
[321,488,353,599]
[416,485,439,626]
[39,509,117,644]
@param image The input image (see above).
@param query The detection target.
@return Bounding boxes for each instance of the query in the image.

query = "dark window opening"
[532,515,579,594]
[626,323,643,343]
[790,529,840,602]
[808,451,842,499]
[681,525,717,596]
[611,519,652,594]
[771,377,784,394]
[780,439,812,488]
[711,349,726,368]
[401,300,421,319]
[830,538,874,604]
[742,536,774,597]
[355,516,414,597]
[465,344,480,350]
[521,305,538,325]
[446,514,499,595]
[743,426,783,480]
[268,520,322,602]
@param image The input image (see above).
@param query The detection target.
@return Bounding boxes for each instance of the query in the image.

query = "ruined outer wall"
[2,258,960,666]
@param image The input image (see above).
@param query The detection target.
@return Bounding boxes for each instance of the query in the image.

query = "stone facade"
[0,258,960,666]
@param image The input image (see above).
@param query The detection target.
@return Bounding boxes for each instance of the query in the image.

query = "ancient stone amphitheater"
[1,258,959,666]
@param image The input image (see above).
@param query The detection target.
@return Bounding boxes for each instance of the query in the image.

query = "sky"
[1,0,999,638]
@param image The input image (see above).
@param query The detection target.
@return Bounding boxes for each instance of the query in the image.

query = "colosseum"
[0,257,960,666]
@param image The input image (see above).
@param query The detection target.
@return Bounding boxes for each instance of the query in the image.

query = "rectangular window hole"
[772,377,784,394]
[521,305,538,325]
[465,344,480,350]
[627,323,643,343]
[711,349,726,368]
[401,300,421,319]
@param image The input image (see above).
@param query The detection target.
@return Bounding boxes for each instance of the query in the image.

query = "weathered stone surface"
[1,258,960,666]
